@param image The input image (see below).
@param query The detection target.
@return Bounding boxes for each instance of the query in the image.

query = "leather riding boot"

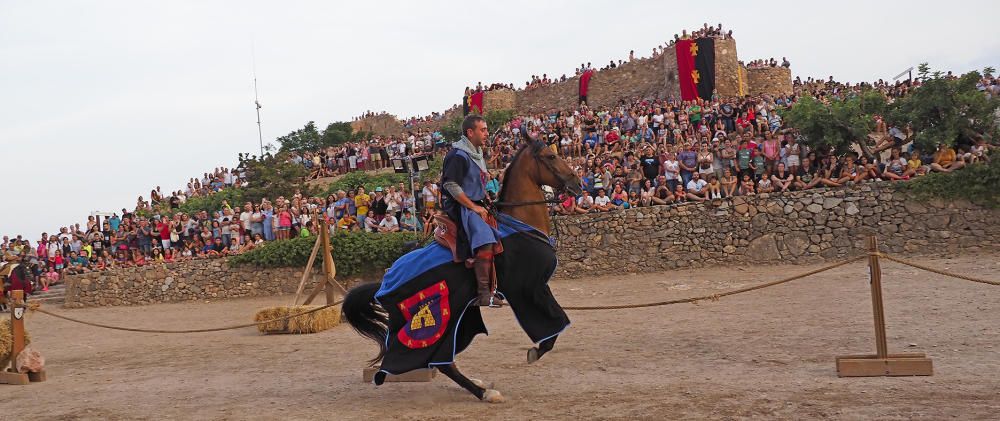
[472,256,500,307]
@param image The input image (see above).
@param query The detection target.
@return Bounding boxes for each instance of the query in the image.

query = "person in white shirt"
[685,172,709,202]
[592,188,613,212]
[576,190,596,212]
[421,181,438,211]
[378,214,400,233]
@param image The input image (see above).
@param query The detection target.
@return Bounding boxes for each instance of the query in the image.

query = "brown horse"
[343,139,581,403]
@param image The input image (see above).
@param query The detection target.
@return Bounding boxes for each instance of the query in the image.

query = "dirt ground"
[5,253,1000,420]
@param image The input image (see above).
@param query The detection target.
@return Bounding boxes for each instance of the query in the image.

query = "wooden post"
[868,236,889,359]
[835,235,933,377]
[303,219,347,305]
[291,233,323,305]
[321,220,336,305]
[0,290,44,384]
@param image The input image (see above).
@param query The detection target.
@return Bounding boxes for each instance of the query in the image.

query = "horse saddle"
[433,214,466,266]
[433,213,503,267]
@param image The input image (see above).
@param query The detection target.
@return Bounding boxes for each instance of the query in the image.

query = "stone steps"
[27,284,66,306]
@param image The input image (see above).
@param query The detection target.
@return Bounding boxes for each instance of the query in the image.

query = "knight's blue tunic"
[440,148,501,259]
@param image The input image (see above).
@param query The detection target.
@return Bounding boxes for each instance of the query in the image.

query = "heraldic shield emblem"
[396,280,451,349]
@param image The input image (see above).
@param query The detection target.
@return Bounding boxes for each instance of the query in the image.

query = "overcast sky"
[2,0,998,238]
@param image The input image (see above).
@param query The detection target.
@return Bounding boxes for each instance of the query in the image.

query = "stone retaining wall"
[64,184,996,307]
[62,259,330,308]
[552,184,999,278]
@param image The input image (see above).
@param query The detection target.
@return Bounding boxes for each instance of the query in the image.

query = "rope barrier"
[562,255,867,311]
[880,254,1000,286]
[21,251,998,332]
[28,300,342,334]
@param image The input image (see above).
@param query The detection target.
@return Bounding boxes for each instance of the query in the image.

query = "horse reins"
[494,141,576,208]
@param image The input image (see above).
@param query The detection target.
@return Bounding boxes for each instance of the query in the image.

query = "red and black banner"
[675,40,698,101]
[694,38,716,100]
[463,91,485,116]
[579,69,594,104]
[469,91,484,115]
[676,38,716,101]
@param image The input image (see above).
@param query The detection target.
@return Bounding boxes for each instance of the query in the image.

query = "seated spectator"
[706,174,722,200]
[378,213,400,233]
[771,163,794,192]
[685,172,709,202]
[576,190,596,213]
[721,168,738,197]
[757,170,775,193]
[794,158,822,190]
[593,188,614,212]
[930,143,966,173]
[399,210,422,232]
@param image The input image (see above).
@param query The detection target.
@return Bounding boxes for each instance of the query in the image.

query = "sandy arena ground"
[5,253,1000,420]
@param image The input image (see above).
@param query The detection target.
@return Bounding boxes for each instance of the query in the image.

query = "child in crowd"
[706,174,723,200]
[741,173,756,195]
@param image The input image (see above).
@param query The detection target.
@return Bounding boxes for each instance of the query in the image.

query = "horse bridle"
[494,142,577,208]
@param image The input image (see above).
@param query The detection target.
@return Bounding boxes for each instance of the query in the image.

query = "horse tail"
[342,282,388,365]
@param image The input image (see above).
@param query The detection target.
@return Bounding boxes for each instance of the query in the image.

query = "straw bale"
[254,305,341,334]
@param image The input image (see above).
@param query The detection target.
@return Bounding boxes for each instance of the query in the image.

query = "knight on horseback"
[440,114,504,307]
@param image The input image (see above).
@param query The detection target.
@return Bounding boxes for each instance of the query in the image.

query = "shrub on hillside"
[897,159,1000,208]
[228,230,422,278]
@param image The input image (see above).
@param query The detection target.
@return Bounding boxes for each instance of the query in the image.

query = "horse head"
[516,127,582,197]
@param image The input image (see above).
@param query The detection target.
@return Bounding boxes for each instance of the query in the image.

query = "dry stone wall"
[514,55,678,114]
[748,67,793,97]
[351,114,405,137]
[62,259,332,308]
[483,90,516,112]
[552,183,999,278]
[515,75,580,113]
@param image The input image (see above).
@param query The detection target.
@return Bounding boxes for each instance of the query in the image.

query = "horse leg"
[436,363,505,403]
[526,335,558,364]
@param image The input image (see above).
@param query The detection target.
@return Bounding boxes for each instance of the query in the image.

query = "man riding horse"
[440,114,504,307]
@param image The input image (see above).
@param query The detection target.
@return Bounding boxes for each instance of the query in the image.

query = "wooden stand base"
[0,370,29,385]
[836,353,933,377]
[0,369,46,385]
[28,370,47,382]
[362,367,436,383]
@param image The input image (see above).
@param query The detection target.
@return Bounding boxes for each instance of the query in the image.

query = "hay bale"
[254,305,341,334]
[0,319,30,369]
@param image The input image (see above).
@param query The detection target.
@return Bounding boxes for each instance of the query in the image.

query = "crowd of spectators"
[289,130,442,180]
[744,57,791,69]
[475,74,995,215]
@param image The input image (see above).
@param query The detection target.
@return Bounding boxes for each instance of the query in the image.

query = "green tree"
[275,121,323,152]
[781,89,887,156]
[439,110,515,142]
[887,64,999,151]
[484,109,515,132]
[239,156,318,203]
[321,121,370,146]
[440,115,463,141]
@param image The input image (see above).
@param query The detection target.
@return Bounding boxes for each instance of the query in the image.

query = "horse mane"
[497,140,546,204]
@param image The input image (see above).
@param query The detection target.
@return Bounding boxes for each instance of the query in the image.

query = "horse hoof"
[482,389,505,404]
[470,378,494,390]
[526,347,540,364]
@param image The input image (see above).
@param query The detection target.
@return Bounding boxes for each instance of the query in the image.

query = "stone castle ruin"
[355,36,792,137]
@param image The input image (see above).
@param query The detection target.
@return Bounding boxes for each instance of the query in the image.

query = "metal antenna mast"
[252,42,264,158]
